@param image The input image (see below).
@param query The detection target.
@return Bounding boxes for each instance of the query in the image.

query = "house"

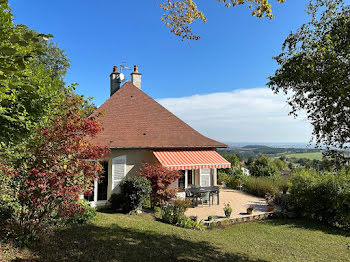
[86,65,231,206]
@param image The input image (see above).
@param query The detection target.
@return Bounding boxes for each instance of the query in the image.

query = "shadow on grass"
[12,221,268,262]
[263,218,350,237]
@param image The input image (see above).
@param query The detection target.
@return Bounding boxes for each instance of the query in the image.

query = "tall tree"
[159,0,286,40]
[268,0,350,152]
[0,1,70,162]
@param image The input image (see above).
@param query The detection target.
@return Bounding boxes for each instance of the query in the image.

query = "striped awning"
[153,149,231,170]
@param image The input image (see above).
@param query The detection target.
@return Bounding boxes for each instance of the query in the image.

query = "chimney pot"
[131,64,142,89]
[113,65,118,73]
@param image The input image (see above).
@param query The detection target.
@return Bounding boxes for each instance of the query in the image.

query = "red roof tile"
[90,82,227,148]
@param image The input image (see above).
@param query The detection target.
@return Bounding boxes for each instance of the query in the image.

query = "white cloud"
[157,87,313,143]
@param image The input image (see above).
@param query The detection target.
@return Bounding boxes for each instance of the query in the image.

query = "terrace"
[184,188,273,221]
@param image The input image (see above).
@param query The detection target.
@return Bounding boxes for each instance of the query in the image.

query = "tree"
[137,164,181,206]
[222,153,242,174]
[159,0,286,40]
[272,158,287,171]
[268,0,350,153]
[249,154,278,176]
[0,1,69,155]
[0,92,109,238]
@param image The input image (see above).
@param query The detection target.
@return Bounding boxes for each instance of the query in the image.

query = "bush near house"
[289,169,350,229]
[137,164,181,206]
[110,176,152,213]
[160,199,204,230]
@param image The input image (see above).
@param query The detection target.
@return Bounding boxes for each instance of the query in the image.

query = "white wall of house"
[107,148,158,200]
[89,148,220,206]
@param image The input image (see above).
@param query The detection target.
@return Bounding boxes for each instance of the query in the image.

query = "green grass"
[1,212,350,261]
[284,152,323,160]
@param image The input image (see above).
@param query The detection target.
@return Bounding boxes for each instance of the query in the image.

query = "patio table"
[187,186,220,206]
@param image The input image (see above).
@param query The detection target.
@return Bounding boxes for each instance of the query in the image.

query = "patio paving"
[185,188,271,221]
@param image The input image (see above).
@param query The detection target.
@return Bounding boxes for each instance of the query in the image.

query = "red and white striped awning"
[153,149,231,170]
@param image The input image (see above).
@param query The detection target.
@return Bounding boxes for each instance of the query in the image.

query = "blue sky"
[11,0,316,143]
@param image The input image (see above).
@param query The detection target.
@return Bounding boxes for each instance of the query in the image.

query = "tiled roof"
[90,82,227,148]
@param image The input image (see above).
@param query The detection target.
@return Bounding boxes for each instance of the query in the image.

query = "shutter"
[200,169,211,187]
[111,155,126,194]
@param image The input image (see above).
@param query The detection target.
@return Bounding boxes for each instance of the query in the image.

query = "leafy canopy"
[159,0,286,40]
[268,0,350,151]
[0,1,70,156]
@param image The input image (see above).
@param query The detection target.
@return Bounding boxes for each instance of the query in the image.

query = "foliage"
[272,158,287,171]
[244,176,282,197]
[67,200,97,224]
[223,203,232,213]
[0,1,69,153]
[0,93,110,239]
[137,164,181,206]
[247,205,256,211]
[289,168,350,229]
[248,154,279,176]
[109,192,123,211]
[160,199,191,224]
[159,0,286,40]
[160,199,204,229]
[110,176,152,213]
[176,215,205,230]
[268,0,350,154]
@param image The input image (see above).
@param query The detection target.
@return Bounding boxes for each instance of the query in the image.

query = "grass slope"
[1,212,350,261]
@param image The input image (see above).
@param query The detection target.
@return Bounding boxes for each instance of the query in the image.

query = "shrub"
[244,176,282,197]
[160,199,204,230]
[289,169,350,229]
[110,176,152,213]
[68,200,97,224]
[160,199,191,224]
[176,216,205,230]
[0,95,110,240]
[218,171,247,189]
[137,164,181,206]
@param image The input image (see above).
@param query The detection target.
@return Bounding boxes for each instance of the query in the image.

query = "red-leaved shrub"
[137,163,181,206]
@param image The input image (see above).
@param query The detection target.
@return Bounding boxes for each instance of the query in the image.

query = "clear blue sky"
[10,0,321,143]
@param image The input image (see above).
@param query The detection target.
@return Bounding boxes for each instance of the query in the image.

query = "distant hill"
[242,145,271,149]
[219,144,321,159]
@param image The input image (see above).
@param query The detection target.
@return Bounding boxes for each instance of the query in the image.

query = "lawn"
[1,212,350,261]
[284,152,323,160]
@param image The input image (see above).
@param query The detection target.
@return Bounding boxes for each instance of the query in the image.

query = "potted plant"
[246,205,256,215]
[264,193,272,202]
[223,203,232,218]
[266,201,275,212]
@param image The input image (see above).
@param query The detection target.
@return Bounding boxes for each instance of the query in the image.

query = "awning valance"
[153,149,231,170]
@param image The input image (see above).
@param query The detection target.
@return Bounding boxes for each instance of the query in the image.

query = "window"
[178,170,185,189]
[187,170,194,186]
[97,161,109,201]
[84,161,109,202]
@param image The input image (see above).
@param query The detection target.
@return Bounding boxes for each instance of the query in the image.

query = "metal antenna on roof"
[120,62,131,73]
[119,62,131,83]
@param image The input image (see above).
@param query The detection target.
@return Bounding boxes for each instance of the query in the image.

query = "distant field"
[284,152,323,160]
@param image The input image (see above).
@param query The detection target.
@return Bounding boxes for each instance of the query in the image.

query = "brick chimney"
[110,65,122,96]
[131,65,142,89]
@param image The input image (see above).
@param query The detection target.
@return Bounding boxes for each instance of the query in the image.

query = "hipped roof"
[90,82,227,149]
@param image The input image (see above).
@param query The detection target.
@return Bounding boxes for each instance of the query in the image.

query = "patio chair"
[198,192,210,207]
